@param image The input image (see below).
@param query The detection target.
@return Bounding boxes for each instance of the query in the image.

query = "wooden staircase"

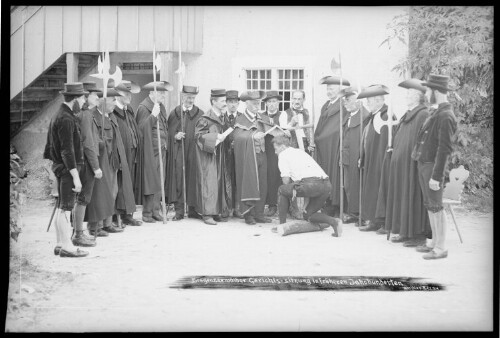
[10,52,99,137]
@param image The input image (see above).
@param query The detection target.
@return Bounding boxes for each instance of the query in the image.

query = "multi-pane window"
[245,68,305,111]
[278,69,304,111]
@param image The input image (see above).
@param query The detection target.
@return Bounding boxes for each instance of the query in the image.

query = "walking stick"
[176,37,188,218]
[153,44,168,224]
[46,197,58,232]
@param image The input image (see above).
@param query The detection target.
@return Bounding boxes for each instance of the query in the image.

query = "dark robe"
[166,105,204,206]
[136,98,168,203]
[359,104,389,222]
[194,109,232,216]
[384,104,430,237]
[226,111,241,128]
[341,106,371,215]
[262,110,282,206]
[84,108,118,222]
[112,104,141,204]
[226,111,241,205]
[109,112,136,214]
[313,98,349,207]
[231,111,272,214]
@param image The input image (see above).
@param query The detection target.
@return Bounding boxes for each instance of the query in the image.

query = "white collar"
[349,109,360,117]
[115,100,125,110]
[329,97,339,105]
[63,102,73,111]
[182,105,192,112]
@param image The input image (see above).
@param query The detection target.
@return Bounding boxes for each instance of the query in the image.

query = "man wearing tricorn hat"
[412,74,457,259]
[339,87,370,224]
[111,80,142,226]
[193,89,232,225]
[262,90,285,218]
[230,90,274,225]
[43,82,90,257]
[84,88,125,236]
[383,79,430,246]
[136,81,171,223]
[225,90,243,218]
[166,85,204,221]
[314,76,350,218]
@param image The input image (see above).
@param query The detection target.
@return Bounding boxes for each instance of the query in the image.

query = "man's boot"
[121,213,142,226]
[72,230,96,247]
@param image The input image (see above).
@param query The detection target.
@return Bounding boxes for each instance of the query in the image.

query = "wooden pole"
[178,37,187,218]
[338,51,344,223]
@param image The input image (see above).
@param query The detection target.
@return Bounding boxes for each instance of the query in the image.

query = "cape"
[360,104,389,222]
[166,105,204,205]
[193,108,232,215]
[313,99,349,206]
[341,106,371,214]
[383,104,431,237]
[109,112,136,214]
[231,111,271,213]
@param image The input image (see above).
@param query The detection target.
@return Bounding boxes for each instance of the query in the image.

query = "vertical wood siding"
[11,6,203,99]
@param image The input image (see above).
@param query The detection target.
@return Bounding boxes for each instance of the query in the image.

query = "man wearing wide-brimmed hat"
[356,84,392,233]
[339,87,371,224]
[111,80,142,226]
[136,81,172,223]
[383,79,430,247]
[43,82,90,257]
[314,76,350,218]
[84,88,130,236]
[193,89,233,225]
[262,90,284,218]
[230,90,274,225]
[412,74,458,260]
[166,85,204,221]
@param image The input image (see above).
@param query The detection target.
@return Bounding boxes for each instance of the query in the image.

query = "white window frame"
[231,56,314,116]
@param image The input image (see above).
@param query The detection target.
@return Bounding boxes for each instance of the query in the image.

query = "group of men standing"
[44,69,456,260]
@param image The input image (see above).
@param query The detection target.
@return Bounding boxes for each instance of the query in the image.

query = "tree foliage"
[381,6,493,206]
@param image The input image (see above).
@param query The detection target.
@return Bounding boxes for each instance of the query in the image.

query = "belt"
[301,176,329,182]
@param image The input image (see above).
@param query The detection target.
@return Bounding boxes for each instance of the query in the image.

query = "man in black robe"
[230,91,273,225]
[136,81,172,223]
[262,90,284,217]
[225,90,242,218]
[166,85,204,221]
[339,87,370,224]
[313,76,350,218]
[384,79,430,246]
[112,80,142,226]
[194,89,232,225]
[285,90,314,154]
[357,85,390,232]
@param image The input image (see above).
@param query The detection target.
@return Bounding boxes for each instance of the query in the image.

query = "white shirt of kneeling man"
[278,146,328,182]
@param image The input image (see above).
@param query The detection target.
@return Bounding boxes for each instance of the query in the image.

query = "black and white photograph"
[7,5,495,332]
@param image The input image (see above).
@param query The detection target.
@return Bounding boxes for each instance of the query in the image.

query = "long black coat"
[384,104,430,237]
[360,104,388,222]
[314,99,349,206]
[263,110,283,206]
[341,106,371,215]
[166,105,204,206]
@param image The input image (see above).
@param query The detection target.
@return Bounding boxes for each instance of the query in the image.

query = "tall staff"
[175,38,187,218]
[91,49,123,238]
[152,44,168,224]
[355,57,364,228]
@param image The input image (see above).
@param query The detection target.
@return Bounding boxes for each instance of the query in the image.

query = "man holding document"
[194,89,234,225]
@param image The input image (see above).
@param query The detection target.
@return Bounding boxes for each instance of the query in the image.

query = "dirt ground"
[5,198,494,332]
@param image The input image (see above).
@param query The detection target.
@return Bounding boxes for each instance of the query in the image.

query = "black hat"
[263,90,283,101]
[142,81,174,92]
[226,90,240,101]
[115,80,141,94]
[59,82,89,96]
[96,88,122,98]
[210,88,226,97]
[82,82,102,93]
[422,74,453,93]
[339,86,359,98]
[398,79,426,93]
[240,90,266,102]
[356,84,390,99]
[182,85,199,94]
[319,76,350,86]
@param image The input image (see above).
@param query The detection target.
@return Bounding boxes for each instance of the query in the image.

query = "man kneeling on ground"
[273,134,341,237]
